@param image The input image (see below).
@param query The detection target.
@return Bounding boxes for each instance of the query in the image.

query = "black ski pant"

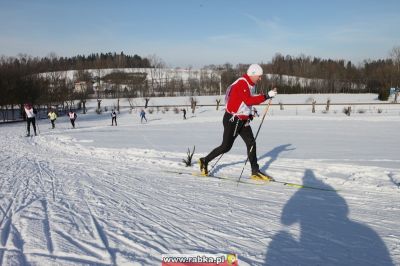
[50,119,56,129]
[70,118,75,128]
[204,112,259,173]
[112,117,117,126]
[27,117,37,135]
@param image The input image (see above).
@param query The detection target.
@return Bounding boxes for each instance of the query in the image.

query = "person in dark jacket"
[182,108,187,120]
[140,109,147,123]
[111,110,117,126]
[24,103,37,136]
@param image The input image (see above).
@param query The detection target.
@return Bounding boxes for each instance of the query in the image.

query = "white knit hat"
[247,64,263,76]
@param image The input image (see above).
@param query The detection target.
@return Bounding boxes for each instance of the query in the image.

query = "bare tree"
[390,46,400,71]
[74,70,92,114]
[390,46,400,89]
[312,99,316,113]
[144,98,150,108]
[326,98,331,111]
[102,71,128,112]
[45,70,68,111]
[126,72,147,98]
[190,97,197,114]
[96,99,102,114]
[148,54,166,96]
[215,98,221,110]
[65,79,75,110]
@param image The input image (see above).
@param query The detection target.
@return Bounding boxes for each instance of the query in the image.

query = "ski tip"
[280,181,338,192]
[193,172,209,177]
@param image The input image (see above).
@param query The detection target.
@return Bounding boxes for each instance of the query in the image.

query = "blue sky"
[0,0,399,68]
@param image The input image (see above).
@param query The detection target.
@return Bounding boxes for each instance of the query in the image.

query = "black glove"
[249,114,254,121]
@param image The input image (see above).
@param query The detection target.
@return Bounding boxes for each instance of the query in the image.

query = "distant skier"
[24,103,37,136]
[111,110,117,126]
[181,108,187,120]
[199,64,277,180]
[48,109,57,129]
[140,109,147,123]
[68,110,77,128]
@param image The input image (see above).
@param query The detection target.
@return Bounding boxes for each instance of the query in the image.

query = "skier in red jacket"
[199,64,277,180]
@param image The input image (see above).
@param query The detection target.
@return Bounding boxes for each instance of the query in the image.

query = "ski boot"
[199,158,208,176]
[251,170,275,182]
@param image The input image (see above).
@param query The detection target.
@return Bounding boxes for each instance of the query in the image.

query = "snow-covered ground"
[1,95,400,265]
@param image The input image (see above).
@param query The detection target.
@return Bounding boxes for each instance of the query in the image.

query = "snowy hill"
[40,67,217,82]
[0,96,399,265]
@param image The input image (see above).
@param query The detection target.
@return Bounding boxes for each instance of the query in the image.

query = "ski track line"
[0,138,37,262]
[0,155,30,193]
[40,132,388,194]
[84,167,280,258]
[50,175,90,235]
[0,169,31,265]
[35,159,57,202]
[53,229,108,261]
[77,167,236,257]
[11,158,55,216]
[25,251,111,266]
[1,136,82,264]
[46,169,117,262]
[0,174,28,228]
[172,165,399,195]
[22,167,107,263]
[2,128,398,265]
[80,176,172,254]
[84,199,116,265]
[11,160,61,222]
[39,199,54,255]
[0,154,19,185]
[44,175,112,263]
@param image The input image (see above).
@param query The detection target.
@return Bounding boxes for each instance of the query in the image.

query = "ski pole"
[35,106,41,134]
[36,119,40,134]
[237,97,273,184]
[208,153,224,174]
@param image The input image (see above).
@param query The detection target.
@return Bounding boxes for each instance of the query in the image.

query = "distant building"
[74,81,88,93]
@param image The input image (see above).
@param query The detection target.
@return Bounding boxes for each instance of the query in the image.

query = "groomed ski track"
[0,106,399,265]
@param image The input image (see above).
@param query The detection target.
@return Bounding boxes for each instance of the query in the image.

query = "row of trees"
[0,58,84,121]
[1,47,399,121]
[10,52,151,73]
[261,46,400,95]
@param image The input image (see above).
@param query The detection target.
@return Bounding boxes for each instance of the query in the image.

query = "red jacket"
[225,74,266,120]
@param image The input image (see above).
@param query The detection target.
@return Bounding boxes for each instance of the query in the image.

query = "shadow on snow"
[264,169,394,266]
